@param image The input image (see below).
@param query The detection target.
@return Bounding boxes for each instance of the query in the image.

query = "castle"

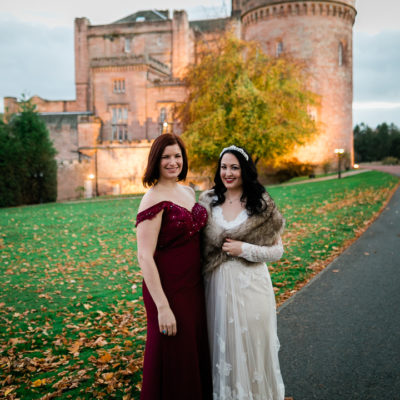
[4,0,357,200]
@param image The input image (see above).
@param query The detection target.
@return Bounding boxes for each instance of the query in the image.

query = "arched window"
[338,42,344,66]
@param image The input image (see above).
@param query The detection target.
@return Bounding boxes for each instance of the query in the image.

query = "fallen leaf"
[68,340,83,354]
[98,352,112,364]
[102,372,114,381]
[94,336,108,347]
[32,378,47,387]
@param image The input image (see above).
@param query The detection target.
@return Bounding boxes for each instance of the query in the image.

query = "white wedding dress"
[204,205,285,400]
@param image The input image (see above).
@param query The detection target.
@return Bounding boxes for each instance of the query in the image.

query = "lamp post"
[334,148,345,179]
[33,171,44,203]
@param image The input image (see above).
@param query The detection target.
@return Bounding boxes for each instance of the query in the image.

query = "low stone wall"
[57,159,93,201]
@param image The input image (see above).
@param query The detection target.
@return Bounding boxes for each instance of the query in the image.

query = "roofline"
[151,9,168,20]
[39,112,93,116]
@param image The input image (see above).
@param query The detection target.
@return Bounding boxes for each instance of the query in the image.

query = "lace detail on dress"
[205,202,285,400]
[239,237,284,263]
[213,205,247,230]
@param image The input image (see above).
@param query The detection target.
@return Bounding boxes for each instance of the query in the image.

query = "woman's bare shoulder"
[138,188,165,213]
[180,184,196,200]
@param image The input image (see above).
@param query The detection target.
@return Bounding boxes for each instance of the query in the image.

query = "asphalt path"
[277,184,400,400]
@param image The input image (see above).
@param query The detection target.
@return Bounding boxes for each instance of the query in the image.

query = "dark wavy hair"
[142,134,188,187]
[212,147,267,216]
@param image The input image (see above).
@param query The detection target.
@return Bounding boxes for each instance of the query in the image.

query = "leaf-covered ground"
[0,171,398,399]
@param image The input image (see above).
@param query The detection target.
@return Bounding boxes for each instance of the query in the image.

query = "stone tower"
[239,0,357,165]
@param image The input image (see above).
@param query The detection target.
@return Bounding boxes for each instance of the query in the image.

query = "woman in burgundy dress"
[135,133,212,399]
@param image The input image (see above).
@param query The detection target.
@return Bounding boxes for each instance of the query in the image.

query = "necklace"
[226,195,242,204]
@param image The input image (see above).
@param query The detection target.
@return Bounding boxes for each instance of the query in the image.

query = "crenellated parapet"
[242,1,356,28]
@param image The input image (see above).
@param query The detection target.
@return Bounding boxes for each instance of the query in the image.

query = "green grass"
[0,170,398,399]
[268,171,399,297]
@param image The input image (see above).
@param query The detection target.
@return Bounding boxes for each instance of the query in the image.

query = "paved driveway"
[360,163,400,177]
[277,186,400,399]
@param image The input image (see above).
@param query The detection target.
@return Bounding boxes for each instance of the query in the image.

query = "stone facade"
[241,0,356,164]
[4,1,356,200]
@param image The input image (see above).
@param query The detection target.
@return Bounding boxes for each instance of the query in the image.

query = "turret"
[239,0,357,165]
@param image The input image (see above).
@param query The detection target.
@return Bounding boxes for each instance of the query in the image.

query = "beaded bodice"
[136,201,208,249]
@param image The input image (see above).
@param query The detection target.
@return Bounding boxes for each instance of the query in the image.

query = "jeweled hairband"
[219,145,249,161]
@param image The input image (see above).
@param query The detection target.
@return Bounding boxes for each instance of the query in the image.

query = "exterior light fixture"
[334,148,345,179]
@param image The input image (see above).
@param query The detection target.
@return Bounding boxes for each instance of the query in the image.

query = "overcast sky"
[1,0,399,128]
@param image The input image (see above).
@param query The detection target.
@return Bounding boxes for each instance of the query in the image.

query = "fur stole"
[199,189,285,274]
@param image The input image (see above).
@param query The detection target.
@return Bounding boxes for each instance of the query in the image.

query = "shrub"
[275,158,316,182]
[381,156,399,165]
[322,161,331,174]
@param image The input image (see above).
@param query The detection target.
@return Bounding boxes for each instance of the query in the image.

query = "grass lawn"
[0,170,398,399]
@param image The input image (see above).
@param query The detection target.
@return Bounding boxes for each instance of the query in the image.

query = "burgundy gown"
[136,201,212,400]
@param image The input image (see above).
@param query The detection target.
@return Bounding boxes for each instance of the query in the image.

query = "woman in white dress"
[199,145,285,400]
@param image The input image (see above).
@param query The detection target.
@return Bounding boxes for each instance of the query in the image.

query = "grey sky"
[1,0,399,127]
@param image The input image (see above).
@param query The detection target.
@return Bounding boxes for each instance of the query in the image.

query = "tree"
[0,119,24,207]
[177,33,318,170]
[354,122,400,162]
[0,97,58,206]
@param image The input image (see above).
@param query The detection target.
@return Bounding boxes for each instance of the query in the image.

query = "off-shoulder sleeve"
[135,201,168,227]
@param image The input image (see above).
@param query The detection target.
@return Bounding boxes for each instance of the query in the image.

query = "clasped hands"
[222,238,243,257]
[157,238,243,337]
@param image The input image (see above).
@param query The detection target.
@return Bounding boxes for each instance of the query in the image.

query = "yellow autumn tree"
[177,33,318,169]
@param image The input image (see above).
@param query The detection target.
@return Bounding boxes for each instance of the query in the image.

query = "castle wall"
[4,97,79,114]
[242,1,356,164]
[240,0,355,15]
[4,4,357,200]
[57,159,93,200]
[75,18,90,111]
[40,114,81,161]
[86,20,173,67]
[172,11,193,78]
[146,83,188,139]
[91,65,148,141]
[95,142,151,194]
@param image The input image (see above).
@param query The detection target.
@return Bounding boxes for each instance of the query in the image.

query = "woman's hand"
[158,305,177,336]
[222,238,243,257]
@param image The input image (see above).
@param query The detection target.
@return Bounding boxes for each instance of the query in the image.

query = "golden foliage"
[177,33,318,170]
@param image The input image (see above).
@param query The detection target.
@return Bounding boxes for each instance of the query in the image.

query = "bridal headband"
[219,145,249,161]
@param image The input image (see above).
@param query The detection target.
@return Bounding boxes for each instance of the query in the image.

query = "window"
[159,107,172,134]
[124,38,131,53]
[276,41,283,57]
[113,79,125,93]
[111,107,128,141]
[338,42,344,66]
